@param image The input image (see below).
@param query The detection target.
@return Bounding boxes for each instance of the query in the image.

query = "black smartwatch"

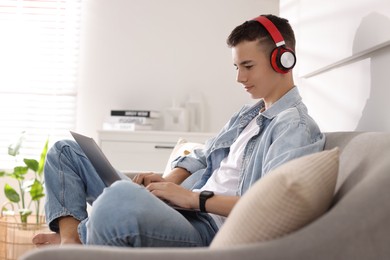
[199,190,214,213]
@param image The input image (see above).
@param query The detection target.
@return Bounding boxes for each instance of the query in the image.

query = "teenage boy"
[33,14,325,247]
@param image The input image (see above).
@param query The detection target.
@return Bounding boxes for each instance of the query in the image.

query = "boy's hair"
[227,14,296,55]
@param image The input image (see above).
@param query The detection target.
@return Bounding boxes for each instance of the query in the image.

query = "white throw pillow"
[211,148,339,248]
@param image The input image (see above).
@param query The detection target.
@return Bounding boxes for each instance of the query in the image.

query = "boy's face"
[232,40,283,101]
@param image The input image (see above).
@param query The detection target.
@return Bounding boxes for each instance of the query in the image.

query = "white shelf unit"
[301,40,390,79]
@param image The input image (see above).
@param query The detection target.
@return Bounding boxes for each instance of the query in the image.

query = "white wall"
[77,0,279,139]
[280,0,390,132]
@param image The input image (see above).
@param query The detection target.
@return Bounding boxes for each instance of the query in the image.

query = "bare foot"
[32,232,61,247]
[33,217,82,247]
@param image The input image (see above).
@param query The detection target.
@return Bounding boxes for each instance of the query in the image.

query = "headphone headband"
[252,16,285,47]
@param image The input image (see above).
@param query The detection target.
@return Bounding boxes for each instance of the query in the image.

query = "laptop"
[70,131,121,187]
[70,131,199,212]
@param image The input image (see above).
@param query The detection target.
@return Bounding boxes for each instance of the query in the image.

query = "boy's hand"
[132,172,165,186]
[146,182,199,210]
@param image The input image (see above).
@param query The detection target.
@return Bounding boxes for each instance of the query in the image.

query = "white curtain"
[0,0,82,168]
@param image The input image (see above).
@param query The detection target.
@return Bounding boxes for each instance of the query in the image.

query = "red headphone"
[252,15,296,74]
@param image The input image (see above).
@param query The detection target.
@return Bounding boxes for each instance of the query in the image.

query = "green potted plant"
[0,132,49,224]
[0,132,50,259]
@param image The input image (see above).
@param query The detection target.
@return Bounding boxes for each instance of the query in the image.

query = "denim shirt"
[172,86,326,196]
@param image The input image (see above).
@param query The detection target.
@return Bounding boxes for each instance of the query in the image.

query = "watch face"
[201,190,214,198]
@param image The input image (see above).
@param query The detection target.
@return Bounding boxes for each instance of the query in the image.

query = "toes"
[32,232,60,246]
[32,233,46,244]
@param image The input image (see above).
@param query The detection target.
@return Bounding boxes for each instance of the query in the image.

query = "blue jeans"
[44,140,218,247]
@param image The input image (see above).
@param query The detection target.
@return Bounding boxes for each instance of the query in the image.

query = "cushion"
[210,148,339,248]
[163,138,204,177]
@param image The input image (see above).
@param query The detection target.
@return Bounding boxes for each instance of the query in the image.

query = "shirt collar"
[238,86,301,128]
[261,86,301,119]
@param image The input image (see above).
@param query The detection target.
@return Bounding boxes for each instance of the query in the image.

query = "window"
[0,0,81,168]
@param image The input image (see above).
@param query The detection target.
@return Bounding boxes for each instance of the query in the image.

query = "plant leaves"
[0,171,5,177]
[24,158,39,172]
[4,183,20,203]
[8,131,26,156]
[30,179,45,201]
[14,166,28,175]
[11,166,29,180]
[38,138,49,175]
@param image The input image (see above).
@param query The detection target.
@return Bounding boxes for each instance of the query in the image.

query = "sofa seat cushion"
[211,148,339,248]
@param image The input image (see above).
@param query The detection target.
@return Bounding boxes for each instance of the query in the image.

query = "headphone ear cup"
[270,48,285,74]
[270,47,296,74]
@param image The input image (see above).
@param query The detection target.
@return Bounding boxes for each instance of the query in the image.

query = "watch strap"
[199,190,214,213]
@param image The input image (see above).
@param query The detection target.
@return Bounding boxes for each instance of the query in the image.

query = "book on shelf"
[106,116,156,125]
[110,110,160,118]
[102,122,155,131]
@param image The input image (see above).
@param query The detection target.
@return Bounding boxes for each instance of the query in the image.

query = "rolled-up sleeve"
[171,148,208,174]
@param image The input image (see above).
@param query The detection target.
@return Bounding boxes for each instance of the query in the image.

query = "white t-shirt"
[193,115,260,227]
